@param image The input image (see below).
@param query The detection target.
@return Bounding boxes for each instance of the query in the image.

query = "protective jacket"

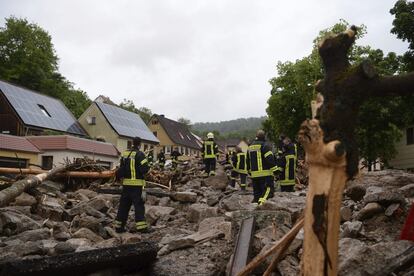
[277,143,296,186]
[231,152,248,174]
[118,149,149,186]
[247,139,278,178]
[202,139,218,159]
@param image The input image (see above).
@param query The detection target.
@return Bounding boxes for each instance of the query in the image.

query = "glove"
[141,190,147,202]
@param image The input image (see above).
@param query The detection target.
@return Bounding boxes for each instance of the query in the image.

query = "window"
[407,127,414,145]
[38,104,51,117]
[0,157,28,168]
[42,156,53,170]
[87,116,96,125]
[152,120,158,125]
[153,131,157,137]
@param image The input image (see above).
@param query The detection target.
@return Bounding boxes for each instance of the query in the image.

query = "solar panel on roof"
[0,80,87,136]
[96,102,159,143]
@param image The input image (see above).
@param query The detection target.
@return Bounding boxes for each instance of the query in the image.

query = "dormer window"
[38,104,51,117]
[179,132,184,139]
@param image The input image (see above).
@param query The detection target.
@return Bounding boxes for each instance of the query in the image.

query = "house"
[0,79,87,137]
[217,138,249,153]
[0,134,41,168]
[148,114,201,158]
[389,125,414,170]
[27,135,119,169]
[78,101,159,154]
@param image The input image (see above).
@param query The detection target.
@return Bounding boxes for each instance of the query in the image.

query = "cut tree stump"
[298,25,414,276]
[0,242,157,276]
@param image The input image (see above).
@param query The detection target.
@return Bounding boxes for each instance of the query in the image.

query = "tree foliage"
[391,0,414,71]
[119,98,153,124]
[177,117,191,127]
[0,17,91,118]
[266,19,414,166]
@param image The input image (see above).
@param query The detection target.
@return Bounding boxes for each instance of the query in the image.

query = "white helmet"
[207,132,214,139]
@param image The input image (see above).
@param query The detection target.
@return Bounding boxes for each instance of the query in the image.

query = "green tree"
[177,117,191,127]
[266,19,414,167]
[0,17,91,118]
[390,0,414,71]
[119,99,153,124]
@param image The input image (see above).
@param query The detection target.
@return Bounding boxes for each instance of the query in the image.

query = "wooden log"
[0,167,115,178]
[0,166,65,207]
[0,241,157,276]
[236,217,304,276]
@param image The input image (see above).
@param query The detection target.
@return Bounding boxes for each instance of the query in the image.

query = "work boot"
[136,227,154,234]
[209,171,216,176]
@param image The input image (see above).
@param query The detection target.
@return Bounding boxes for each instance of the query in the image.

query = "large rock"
[170,191,197,203]
[5,228,50,242]
[0,240,47,258]
[340,206,353,222]
[221,194,254,211]
[14,192,37,206]
[339,238,413,276]
[198,217,232,240]
[277,255,300,276]
[399,183,414,197]
[363,191,406,206]
[75,189,98,199]
[37,196,68,221]
[52,223,71,241]
[72,228,104,243]
[203,174,228,190]
[345,185,366,202]
[341,221,362,238]
[187,204,218,223]
[39,180,64,193]
[65,238,93,249]
[54,242,77,254]
[355,202,383,220]
[146,206,176,225]
[0,208,41,236]
[71,214,105,235]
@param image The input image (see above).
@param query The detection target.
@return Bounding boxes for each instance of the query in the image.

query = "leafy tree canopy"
[119,98,153,124]
[0,17,91,118]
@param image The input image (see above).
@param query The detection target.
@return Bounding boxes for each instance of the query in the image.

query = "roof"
[27,135,120,157]
[0,134,41,154]
[217,138,245,148]
[154,115,201,149]
[0,80,87,136]
[95,102,159,144]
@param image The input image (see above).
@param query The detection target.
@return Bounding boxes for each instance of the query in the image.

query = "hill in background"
[192,117,266,140]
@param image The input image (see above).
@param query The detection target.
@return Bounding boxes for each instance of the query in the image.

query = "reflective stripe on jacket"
[121,150,148,186]
[234,152,247,174]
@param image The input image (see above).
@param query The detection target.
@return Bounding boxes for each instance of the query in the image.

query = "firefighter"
[158,149,166,168]
[247,130,278,204]
[276,136,297,192]
[147,148,154,167]
[202,132,219,177]
[114,137,150,233]
[230,146,248,190]
[170,147,181,169]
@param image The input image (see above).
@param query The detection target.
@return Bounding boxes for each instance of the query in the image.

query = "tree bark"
[299,25,414,276]
[0,167,115,178]
[0,166,65,207]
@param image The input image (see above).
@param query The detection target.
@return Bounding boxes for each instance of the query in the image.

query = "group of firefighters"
[113,129,297,233]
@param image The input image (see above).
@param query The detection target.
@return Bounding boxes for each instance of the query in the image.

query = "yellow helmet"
[207,132,214,139]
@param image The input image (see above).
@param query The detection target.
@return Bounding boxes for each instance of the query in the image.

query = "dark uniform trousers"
[252,177,267,203]
[204,158,216,174]
[230,170,247,188]
[115,186,145,229]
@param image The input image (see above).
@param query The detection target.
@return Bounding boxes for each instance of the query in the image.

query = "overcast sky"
[0,0,409,122]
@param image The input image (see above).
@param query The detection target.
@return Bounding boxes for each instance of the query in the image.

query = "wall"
[389,126,414,169]
[0,150,39,168]
[39,150,119,169]
[78,103,119,147]
[0,93,24,136]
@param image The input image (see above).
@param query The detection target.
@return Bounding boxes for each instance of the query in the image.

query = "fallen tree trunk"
[0,167,115,178]
[0,166,65,207]
[0,241,157,276]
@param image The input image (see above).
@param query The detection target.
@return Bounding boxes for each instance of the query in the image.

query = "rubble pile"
[0,163,413,275]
